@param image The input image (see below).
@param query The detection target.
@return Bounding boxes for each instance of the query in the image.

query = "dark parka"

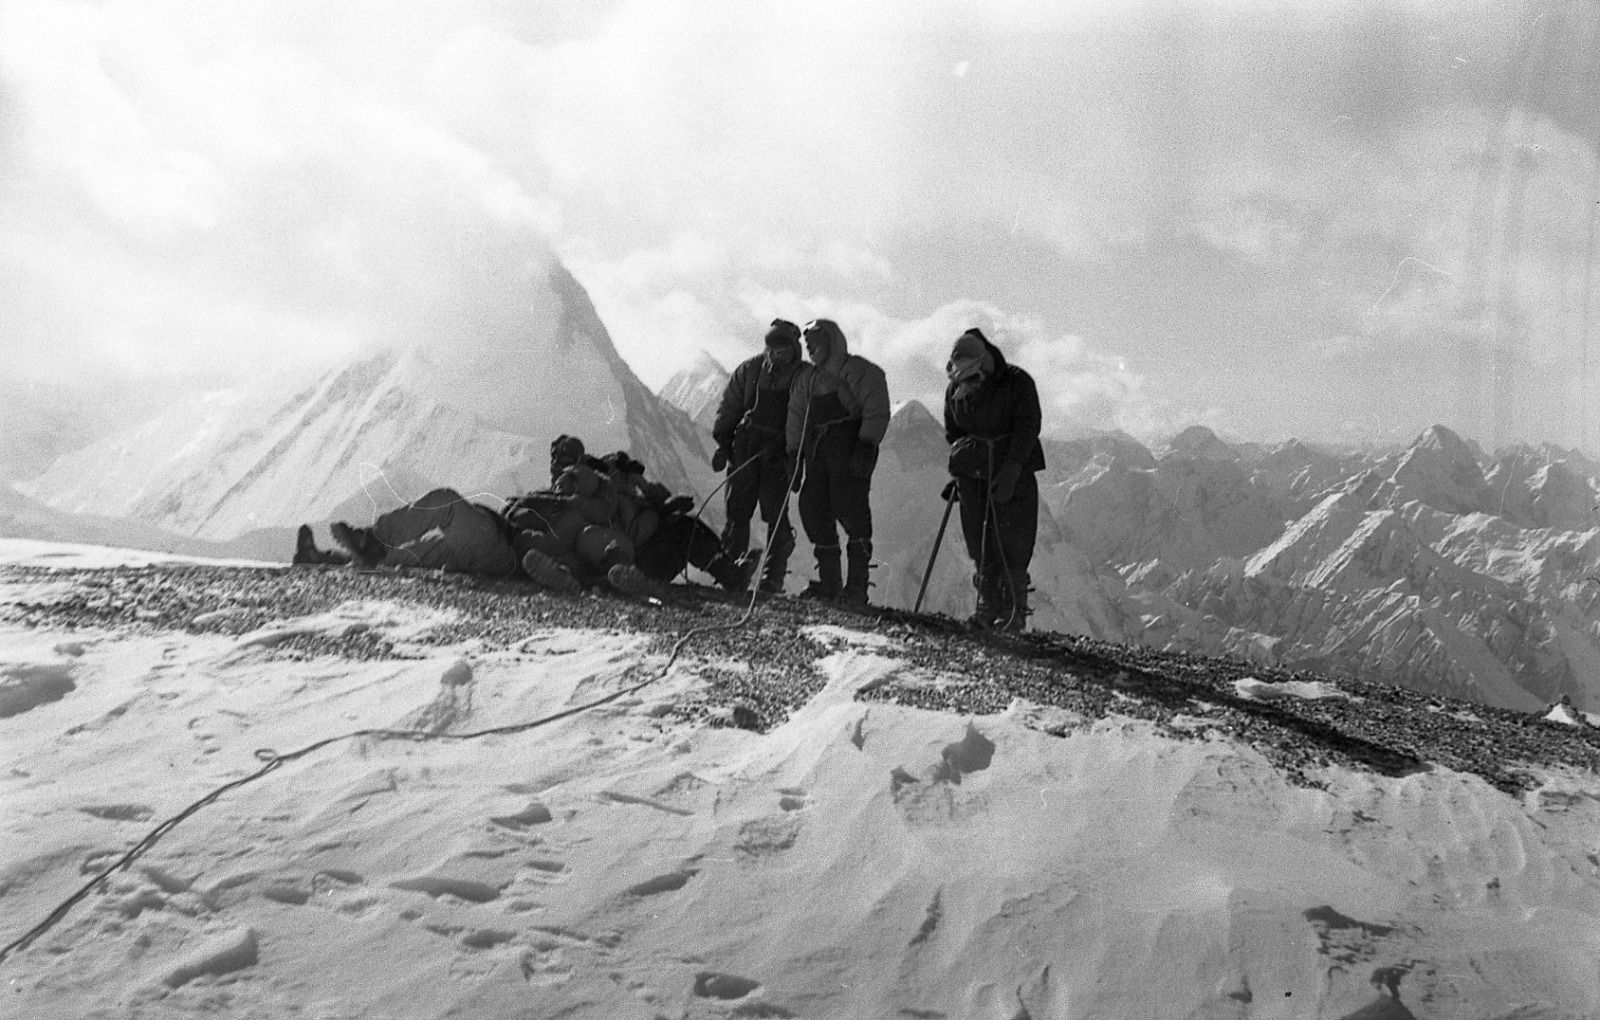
[944,332,1045,628]
[943,338,1046,477]
[710,328,804,587]
[713,333,803,458]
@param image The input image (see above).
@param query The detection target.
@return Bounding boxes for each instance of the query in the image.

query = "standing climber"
[711,319,804,593]
[786,318,890,605]
[943,327,1045,630]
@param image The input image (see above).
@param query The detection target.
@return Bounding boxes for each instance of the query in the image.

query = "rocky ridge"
[4,561,1596,797]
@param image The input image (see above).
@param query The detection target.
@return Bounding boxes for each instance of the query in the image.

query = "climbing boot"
[758,526,795,594]
[998,571,1031,632]
[965,572,1004,629]
[521,549,583,594]
[330,521,384,568]
[799,544,841,601]
[293,524,350,566]
[840,538,873,607]
[708,550,759,593]
[606,563,665,600]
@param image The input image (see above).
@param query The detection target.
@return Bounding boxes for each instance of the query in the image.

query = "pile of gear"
[294,435,757,600]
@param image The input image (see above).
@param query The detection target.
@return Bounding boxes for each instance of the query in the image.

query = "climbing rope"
[3,379,825,968]
[0,571,774,968]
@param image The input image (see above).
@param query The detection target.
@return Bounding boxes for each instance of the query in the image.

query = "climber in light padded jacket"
[785,318,891,606]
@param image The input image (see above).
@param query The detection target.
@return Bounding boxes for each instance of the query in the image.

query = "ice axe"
[914,483,959,615]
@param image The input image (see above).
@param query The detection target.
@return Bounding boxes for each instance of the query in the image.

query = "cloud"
[0,0,560,382]
[1,0,1593,454]
[714,295,1185,443]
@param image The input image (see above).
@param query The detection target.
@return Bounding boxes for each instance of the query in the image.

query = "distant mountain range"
[658,353,1600,714]
[9,275,1599,714]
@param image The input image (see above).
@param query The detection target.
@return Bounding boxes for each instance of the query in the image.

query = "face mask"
[947,354,985,383]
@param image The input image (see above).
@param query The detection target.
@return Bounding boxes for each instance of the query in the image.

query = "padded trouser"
[955,472,1038,593]
[723,455,795,559]
[798,453,872,550]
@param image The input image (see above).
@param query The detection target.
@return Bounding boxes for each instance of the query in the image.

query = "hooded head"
[550,434,585,481]
[764,318,801,369]
[947,328,997,385]
[801,318,848,370]
[602,451,646,479]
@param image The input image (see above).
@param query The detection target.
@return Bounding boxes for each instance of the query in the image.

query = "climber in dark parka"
[711,319,804,593]
[943,327,1045,630]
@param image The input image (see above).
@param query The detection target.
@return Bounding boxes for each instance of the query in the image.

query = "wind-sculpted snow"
[1,548,1598,1017]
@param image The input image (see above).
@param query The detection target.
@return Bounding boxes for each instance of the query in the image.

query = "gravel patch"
[4,562,1597,795]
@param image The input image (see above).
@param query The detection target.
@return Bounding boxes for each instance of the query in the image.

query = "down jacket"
[785,320,891,454]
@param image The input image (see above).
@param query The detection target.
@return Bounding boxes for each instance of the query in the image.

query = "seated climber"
[502,436,660,598]
[293,437,647,593]
[595,449,756,593]
[294,435,753,599]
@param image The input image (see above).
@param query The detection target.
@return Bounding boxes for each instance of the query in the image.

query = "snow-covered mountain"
[13,264,1600,716]
[1043,424,1600,713]
[657,350,730,434]
[20,263,709,541]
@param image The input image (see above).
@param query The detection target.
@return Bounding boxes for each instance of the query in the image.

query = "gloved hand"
[989,462,1023,504]
[848,440,878,478]
[661,495,694,515]
[711,444,732,473]
[940,479,959,503]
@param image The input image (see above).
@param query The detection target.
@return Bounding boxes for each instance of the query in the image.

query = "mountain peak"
[23,258,703,539]
[890,399,938,428]
[1164,425,1237,461]
[1414,423,1473,457]
[657,350,730,431]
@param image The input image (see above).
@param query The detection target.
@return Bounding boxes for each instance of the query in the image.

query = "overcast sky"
[3,0,1597,451]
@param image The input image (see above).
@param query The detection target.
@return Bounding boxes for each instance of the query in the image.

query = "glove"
[989,462,1023,504]
[848,440,878,478]
[940,479,958,503]
[711,444,731,472]
[661,495,694,515]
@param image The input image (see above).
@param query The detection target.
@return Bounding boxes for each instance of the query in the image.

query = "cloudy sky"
[2,0,1597,451]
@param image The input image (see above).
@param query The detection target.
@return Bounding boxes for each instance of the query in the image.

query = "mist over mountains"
[17,262,709,544]
[7,259,1599,716]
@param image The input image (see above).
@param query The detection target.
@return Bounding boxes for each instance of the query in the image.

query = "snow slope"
[2,541,1598,1019]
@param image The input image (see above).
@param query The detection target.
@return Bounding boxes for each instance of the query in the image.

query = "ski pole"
[914,486,958,614]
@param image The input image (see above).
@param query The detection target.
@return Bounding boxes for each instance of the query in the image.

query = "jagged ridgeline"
[11,245,1600,715]
[666,357,1600,718]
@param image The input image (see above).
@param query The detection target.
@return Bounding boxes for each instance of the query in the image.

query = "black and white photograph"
[2,1,1598,1016]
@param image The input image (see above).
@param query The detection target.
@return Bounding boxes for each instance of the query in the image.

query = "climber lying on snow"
[293,435,757,599]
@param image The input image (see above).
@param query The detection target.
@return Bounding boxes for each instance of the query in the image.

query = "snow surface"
[4,540,1599,1019]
